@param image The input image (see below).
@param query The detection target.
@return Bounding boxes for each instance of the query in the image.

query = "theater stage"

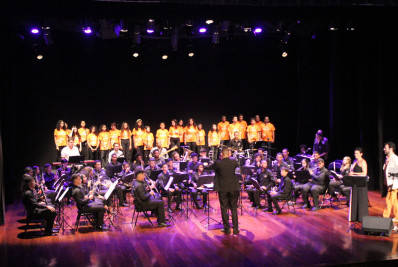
[1,191,397,267]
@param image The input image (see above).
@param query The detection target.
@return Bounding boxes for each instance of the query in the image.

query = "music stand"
[178,161,188,171]
[295,170,311,184]
[104,179,120,228]
[200,186,221,229]
[117,157,126,164]
[241,165,256,175]
[57,187,73,233]
[68,155,85,164]
[149,170,162,181]
[343,175,369,223]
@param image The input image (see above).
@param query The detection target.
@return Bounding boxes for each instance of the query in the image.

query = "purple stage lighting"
[199,28,207,33]
[254,28,262,34]
[83,27,92,34]
[31,28,39,34]
[147,29,154,34]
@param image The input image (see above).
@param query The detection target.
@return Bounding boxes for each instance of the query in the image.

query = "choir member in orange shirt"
[261,116,276,155]
[238,114,248,149]
[71,126,82,153]
[218,115,230,146]
[156,122,169,149]
[208,124,220,161]
[65,122,72,137]
[185,118,198,153]
[132,119,145,159]
[87,125,99,160]
[246,118,261,150]
[143,125,154,162]
[98,124,111,167]
[177,119,185,155]
[54,120,67,161]
[120,122,132,163]
[109,122,121,147]
[78,120,90,159]
[197,123,206,153]
[228,116,241,140]
[169,119,181,152]
[254,114,264,129]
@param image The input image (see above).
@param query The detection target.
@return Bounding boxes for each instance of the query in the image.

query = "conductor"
[208,147,240,235]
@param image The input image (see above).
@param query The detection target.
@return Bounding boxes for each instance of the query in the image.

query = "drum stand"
[200,190,221,228]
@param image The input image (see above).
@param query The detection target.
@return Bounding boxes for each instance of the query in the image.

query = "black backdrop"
[2,17,398,205]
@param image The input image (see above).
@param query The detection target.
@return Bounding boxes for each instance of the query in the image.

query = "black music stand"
[343,175,369,224]
[149,170,162,181]
[69,155,85,164]
[104,179,120,228]
[295,170,311,184]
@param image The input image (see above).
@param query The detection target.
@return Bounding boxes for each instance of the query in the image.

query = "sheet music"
[164,176,174,191]
[105,179,119,200]
[58,187,69,202]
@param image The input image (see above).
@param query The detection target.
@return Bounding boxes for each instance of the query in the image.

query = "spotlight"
[162,54,168,60]
[83,27,92,34]
[42,27,53,45]
[199,28,207,33]
[147,19,155,34]
[254,28,262,34]
[243,27,251,32]
[120,20,128,33]
[188,52,194,57]
[147,29,154,34]
[37,54,44,60]
[206,20,214,25]
[31,28,39,34]
[311,34,316,39]
[282,51,288,58]
[133,52,139,58]
[34,44,44,60]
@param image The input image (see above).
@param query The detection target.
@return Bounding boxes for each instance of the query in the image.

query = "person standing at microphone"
[207,147,240,235]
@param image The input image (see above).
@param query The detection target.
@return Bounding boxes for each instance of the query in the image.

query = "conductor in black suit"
[207,147,240,235]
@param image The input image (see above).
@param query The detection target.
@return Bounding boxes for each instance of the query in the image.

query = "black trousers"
[34,208,56,232]
[186,142,197,153]
[144,150,151,163]
[220,140,229,147]
[210,146,218,161]
[140,198,166,223]
[302,183,325,208]
[218,191,239,230]
[134,145,143,160]
[170,137,180,151]
[121,139,131,163]
[87,148,98,161]
[82,203,105,226]
[329,180,351,199]
[81,141,88,159]
[293,183,305,202]
[162,189,182,208]
[100,150,109,168]
[190,189,208,207]
[246,188,268,206]
[57,146,66,162]
[268,192,289,212]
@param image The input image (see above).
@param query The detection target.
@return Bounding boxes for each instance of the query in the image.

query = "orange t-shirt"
[87,133,98,147]
[73,135,80,146]
[228,123,241,139]
[218,121,230,141]
[185,126,198,143]
[98,131,111,150]
[177,126,185,142]
[66,129,72,137]
[109,129,121,146]
[54,129,68,147]
[156,129,169,148]
[132,128,145,146]
[197,129,206,146]
[238,120,247,139]
[208,131,219,146]
[143,132,154,150]
[78,128,90,142]
[261,123,276,142]
[121,129,131,140]
[247,125,260,142]
[255,121,265,130]
[169,126,180,138]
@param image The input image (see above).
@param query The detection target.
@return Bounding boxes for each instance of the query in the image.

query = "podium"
[343,175,369,222]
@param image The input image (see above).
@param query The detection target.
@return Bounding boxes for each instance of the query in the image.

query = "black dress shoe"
[311,207,320,211]
[221,228,231,234]
[233,229,240,235]
[158,222,171,227]
[272,210,282,215]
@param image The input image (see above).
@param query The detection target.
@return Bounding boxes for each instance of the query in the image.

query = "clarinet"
[145,176,160,194]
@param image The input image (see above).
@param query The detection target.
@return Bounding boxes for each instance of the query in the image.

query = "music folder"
[197,175,215,187]
[117,157,126,164]
[295,170,311,184]
[104,179,119,200]
[250,178,261,190]
[68,155,85,164]
[149,170,162,181]
[58,187,70,202]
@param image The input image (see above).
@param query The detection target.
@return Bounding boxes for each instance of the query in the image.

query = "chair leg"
[131,209,136,224]
[143,211,153,226]
[75,213,81,230]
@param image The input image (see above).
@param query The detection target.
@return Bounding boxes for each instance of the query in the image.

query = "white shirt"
[108,150,124,163]
[385,153,398,189]
[61,146,80,160]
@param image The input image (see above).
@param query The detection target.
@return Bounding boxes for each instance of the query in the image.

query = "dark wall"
[2,20,398,202]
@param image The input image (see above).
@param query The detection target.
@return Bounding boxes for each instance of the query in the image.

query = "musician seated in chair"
[71,174,108,231]
[267,167,293,215]
[57,159,73,182]
[23,176,57,236]
[189,163,209,209]
[271,153,289,179]
[282,148,295,171]
[152,149,166,167]
[105,154,129,207]
[187,153,200,174]
[247,160,275,210]
[145,158,161,177]
[301,158,329,211]
[328,156,351,204]
[156,163,182,213]
[150,140,169,161]
[230,131,243,152]
[292,159,310,204]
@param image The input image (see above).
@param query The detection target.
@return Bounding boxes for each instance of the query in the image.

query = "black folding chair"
[131,200,154,228]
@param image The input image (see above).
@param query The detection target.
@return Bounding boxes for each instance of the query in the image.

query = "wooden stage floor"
[1,191,398,267]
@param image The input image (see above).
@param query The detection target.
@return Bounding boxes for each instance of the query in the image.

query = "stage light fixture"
[147,19,155,34]
[42,26,53,45]
[34,44,44,60]
[254,28,262,34]
[188,52,194,57]
[147,29,154,34]
[133,52,139,58]
[282,51,288,58]
[206,20,214,25]
[212,31,220,45]
[199,28,207,33]
[31,28,39,34]
[171,27,178,51]
[120,20,128,33]
[83,27,92,34]
[162,54,168,60]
